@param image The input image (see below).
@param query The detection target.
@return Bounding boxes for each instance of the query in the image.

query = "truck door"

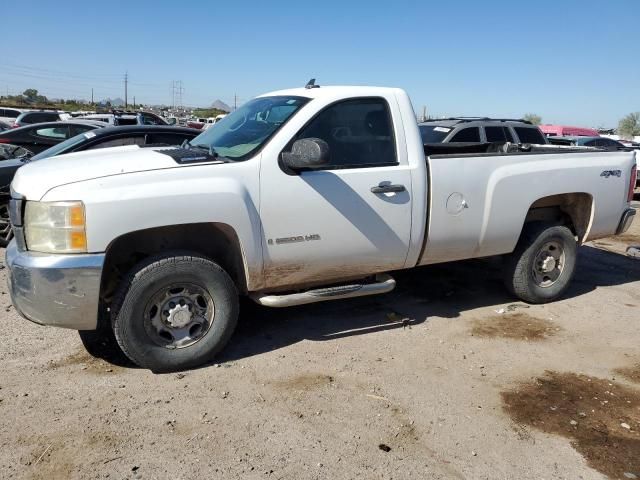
[259,97,413,289]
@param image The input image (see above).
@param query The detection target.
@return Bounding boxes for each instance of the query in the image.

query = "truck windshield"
[189,96,309,160]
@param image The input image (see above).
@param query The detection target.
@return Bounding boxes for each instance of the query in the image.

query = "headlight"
[24,201,87,253]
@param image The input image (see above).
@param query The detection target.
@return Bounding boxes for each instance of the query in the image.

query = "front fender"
[41,162,264,290]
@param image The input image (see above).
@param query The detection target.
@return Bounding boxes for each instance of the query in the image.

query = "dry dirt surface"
[1,213,640,479]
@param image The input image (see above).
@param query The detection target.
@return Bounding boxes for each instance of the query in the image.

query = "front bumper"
[6,241,104,330]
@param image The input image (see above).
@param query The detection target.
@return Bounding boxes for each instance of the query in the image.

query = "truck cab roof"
[259,85,405,100]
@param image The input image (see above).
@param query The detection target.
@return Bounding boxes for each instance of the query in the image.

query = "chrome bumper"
[6,241,104,330]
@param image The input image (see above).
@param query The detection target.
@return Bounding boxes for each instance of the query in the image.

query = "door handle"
[371,183,406,194]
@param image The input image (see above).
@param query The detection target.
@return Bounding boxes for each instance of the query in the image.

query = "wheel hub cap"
[532,240,566,288]
[143,283,215,349]
[540,256,557,273]
[167,304,192,328]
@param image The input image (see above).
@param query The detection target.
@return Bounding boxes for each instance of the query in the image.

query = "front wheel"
[0,202,14,248]
[503,223,577,304]
[112,254,239,372]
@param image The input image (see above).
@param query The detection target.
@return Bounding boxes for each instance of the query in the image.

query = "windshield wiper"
[191,144,218,157]
[182,140,230,162]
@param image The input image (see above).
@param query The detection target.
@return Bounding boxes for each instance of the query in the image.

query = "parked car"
[0,156,24,245]
[0,120,12,132]
[79,111,168,126]
[618,139,640,149]
[548,136,632,151]
[539,125,600,137]
[186,118,206,129]
[0,144,31,161]
[6,84,636,371]
[0,125,200,246]
[69,111,96,118]
[418,117,547,145]
[0,107,27,125]
[30,125,200,161]
[0,120,106,155]
[202,114,228,130]
[13,110,72,128]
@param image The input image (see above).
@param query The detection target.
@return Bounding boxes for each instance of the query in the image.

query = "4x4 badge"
[600,170,621,178]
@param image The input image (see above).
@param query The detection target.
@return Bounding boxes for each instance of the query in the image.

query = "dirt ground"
[1,204,639,480]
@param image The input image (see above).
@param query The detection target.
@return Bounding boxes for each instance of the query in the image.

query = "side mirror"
[281,138,330,172]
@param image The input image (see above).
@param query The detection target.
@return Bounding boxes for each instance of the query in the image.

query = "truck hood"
[11,145,219,200]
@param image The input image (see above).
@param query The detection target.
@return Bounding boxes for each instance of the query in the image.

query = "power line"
[0,66,168,91]
[0,81,111,98]
[0,62,123,80]
[0,70,123,90]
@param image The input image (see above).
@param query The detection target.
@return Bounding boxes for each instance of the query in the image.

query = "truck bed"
[419,145,636,266]
[423,142,598,157]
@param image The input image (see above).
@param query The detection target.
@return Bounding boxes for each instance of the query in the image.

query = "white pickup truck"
[6,84,637,371]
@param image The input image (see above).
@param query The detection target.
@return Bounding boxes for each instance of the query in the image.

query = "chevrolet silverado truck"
[6,83,637,371]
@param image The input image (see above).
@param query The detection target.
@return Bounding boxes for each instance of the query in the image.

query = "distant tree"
[192,108,228,118]
[23,88,38,101]
[618,112,640,139]
[523,113,542,125]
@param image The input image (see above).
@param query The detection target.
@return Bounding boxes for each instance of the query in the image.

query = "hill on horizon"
[211,99,231,112]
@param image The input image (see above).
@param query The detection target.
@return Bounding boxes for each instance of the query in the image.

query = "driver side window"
[295,98,397,168]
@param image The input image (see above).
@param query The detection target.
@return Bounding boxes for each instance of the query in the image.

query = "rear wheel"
[0,202,13,248]
[112,254,238,372]
[503,223,577,304]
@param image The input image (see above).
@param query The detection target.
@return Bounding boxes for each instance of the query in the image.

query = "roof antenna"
[305,78,320,89]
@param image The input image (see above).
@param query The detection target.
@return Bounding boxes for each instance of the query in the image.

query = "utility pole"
[234,94,237,111]
[177,81,183,111]
[124,72,128,109]
[91,88,94,104]
[171,80,184,111]
[133,96,136,109]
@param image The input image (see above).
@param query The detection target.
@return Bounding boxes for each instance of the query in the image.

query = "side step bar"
[251,274,396,308]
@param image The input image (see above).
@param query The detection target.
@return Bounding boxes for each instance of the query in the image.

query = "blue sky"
[2,0,638,126]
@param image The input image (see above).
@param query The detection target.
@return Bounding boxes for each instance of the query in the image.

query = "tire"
[78,308,131,366]
[79,312,116,357]
[111,253,239,372]
[503,222,577,304]
[0,202,14,248]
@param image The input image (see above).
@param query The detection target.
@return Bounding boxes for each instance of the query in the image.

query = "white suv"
[79,111,167,126]
[0,107,28,125]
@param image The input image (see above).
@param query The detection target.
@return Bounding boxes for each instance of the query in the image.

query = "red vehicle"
[186,120,205,130]
[539,125,600,137]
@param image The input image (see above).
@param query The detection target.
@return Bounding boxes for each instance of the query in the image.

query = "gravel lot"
[1,204,639,480]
